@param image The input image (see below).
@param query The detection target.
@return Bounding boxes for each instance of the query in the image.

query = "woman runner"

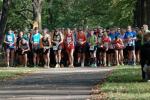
[52,29,64,68]
[31,27,42,67]
[4,29,16,67]
[64,28,75,68]
[40,29,51,68]
[19,38,30,67]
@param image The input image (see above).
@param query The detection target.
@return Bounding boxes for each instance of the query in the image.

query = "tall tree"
[0,0,12,42]
[32,0,44,30]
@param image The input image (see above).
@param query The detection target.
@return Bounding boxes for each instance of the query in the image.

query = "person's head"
[117,28,121,33]
[120,28,126,35]
[66,28,71,34]
[8,29,12,34]
[78,28,83,33]
[34,27,39,34]
[143,24,149,31]
[19,31,24,38]
[90,29,94,36]
[103,32,108,37]
[127,26,132,32]
[110,28,115,34]
[21,38,27,44]
[43,28,49,36]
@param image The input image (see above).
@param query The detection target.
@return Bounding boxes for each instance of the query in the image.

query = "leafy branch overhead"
[0,0,138,31]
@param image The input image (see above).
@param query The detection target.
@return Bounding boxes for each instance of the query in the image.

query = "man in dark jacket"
[140,32,150,80]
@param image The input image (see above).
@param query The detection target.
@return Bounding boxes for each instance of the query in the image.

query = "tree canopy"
[0,0,137,31]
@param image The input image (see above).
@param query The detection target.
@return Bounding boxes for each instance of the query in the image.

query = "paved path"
[0,67,112,100]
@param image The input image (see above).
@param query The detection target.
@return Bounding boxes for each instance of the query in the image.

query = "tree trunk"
[47,0,54,29]
[0,0,11,43]
[32,0,43,30]
[134,0,150,27]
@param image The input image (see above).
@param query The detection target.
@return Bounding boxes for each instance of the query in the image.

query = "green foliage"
[100,66,150,99]
[5,0,137,30]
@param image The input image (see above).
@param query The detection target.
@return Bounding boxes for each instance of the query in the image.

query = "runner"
[88,29,97,67]
[97,28,104,66]
[76,29,87,67]
[52,29,64,68]
[19,38,30,67]
[102,32,111,67]
[107,29,115,66]
[16,31,24,65]
[124,26,137,65]
[64,28,75,68]
[31,27,42,67]
[114,35,124,66]
[40,29,51,68]
[4,29,16,67]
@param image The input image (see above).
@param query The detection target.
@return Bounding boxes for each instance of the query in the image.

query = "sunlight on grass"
[100,66,150,100]
[0,67,42,80]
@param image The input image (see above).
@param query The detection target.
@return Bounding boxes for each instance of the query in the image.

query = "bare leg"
[33,53,37,67]
[10,49,14,66]
[24,54,28,67]
[6,49,10,67]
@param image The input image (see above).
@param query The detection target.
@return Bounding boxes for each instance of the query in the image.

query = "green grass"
[100,66,150,100]
[0,67,42,80]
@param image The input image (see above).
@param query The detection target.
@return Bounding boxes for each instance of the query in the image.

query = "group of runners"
[2,25,149,68]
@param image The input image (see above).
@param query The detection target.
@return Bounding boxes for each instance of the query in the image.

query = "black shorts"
[76,44,86,53]
[97,47,106,53]
[126,46,135,51]
[53,45,62,51]
[42,48,50,55]
[89,46,97,53]
[32,48,40,54]
[107,49,115,54]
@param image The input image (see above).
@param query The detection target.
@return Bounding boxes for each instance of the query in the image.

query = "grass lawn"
[0,67,42,81]
[100,66,150,100]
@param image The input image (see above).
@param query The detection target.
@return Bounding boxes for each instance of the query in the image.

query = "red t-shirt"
[77,32,86,46]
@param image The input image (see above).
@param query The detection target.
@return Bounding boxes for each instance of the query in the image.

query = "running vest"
[53,33,61,42]
[6,33,15,48]
[89,35,96,46]
[102,37,110,48]
[42,37,49,46]
[66,33,74,45]
[97,34,103,47]
[20,42,29,50]
[32,33,41,44]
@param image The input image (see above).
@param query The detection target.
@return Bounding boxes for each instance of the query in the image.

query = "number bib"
[90,46,95,50]
[67,37,72,44]
[53,46,58,50]
[104,43,108,48]
[7,35,13,42]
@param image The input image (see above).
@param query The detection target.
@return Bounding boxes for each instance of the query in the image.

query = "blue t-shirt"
[32,33,41,44]
[124,31,137,46]
[108,32,115,41]
[115,32,120,38]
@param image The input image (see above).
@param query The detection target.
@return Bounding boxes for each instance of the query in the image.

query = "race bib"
[7,35,13,42]
[104,43,108,48]
[53,46,58,50]
[79,39,83,42]
[67,37,72,43]
[90,46,94,50]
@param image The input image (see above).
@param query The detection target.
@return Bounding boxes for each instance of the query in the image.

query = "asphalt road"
[0,67,112,100]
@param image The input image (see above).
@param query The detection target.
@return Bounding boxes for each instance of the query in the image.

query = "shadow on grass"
[107,67,144,83]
